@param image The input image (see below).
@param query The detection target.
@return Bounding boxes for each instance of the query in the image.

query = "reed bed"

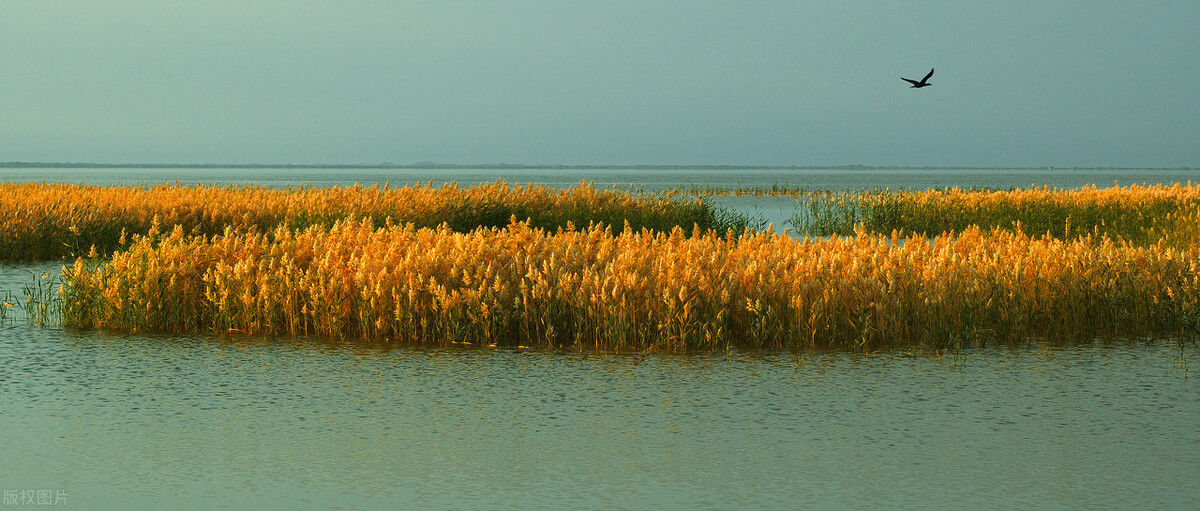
[60,218,1200,352]
[795,182,1200,244]
[0,181,739,261]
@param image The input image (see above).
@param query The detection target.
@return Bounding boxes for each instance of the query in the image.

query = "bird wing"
[922,68,934,83]
[901,77,920,85]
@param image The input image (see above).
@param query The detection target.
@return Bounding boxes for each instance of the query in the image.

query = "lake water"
[1,165,1195,191]
[2,167,1199,509]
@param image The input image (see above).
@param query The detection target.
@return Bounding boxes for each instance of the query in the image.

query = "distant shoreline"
[1,162,1197,171]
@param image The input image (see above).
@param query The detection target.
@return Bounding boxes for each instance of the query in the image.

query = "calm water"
[0,165,1196,191]
[2,168,1199,509]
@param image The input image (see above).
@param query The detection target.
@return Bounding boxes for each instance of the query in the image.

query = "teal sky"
[2,1,1198,166]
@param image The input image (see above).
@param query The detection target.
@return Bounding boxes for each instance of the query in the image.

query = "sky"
[2,1,1198,167]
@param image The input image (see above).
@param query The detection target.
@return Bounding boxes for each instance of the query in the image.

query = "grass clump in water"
[59,218,1200,353]
[0,181,747,262]
[792,182,1200,246]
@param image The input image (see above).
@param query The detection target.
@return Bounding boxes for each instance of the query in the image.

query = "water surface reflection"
[2,324,1197,509]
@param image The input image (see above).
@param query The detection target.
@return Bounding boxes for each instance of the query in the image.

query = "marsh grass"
[0,181,749,262]
[0,291,15,324]
[58,218,1200,352]
[791,183,1200,245]
[18,181,1200,353]
[20,270,61,327]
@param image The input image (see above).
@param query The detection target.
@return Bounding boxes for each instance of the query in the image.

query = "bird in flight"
[901,68,934,88]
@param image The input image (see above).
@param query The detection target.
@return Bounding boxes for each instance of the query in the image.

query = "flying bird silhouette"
[901,68,934,88]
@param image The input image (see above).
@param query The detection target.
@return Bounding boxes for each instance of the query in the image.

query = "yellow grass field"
[792,182,1200,245]
[60,216,1200,352]
[0,181,734,261]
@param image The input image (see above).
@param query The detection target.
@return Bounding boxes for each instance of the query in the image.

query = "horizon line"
[2,161,1197,171]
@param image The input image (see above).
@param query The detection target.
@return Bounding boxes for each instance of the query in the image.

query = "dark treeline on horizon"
[2,162,1197,171]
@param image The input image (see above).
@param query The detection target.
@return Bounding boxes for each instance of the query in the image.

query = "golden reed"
[0,181,731,261]
[61,218,1200,352]
[797,182,1200,245]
